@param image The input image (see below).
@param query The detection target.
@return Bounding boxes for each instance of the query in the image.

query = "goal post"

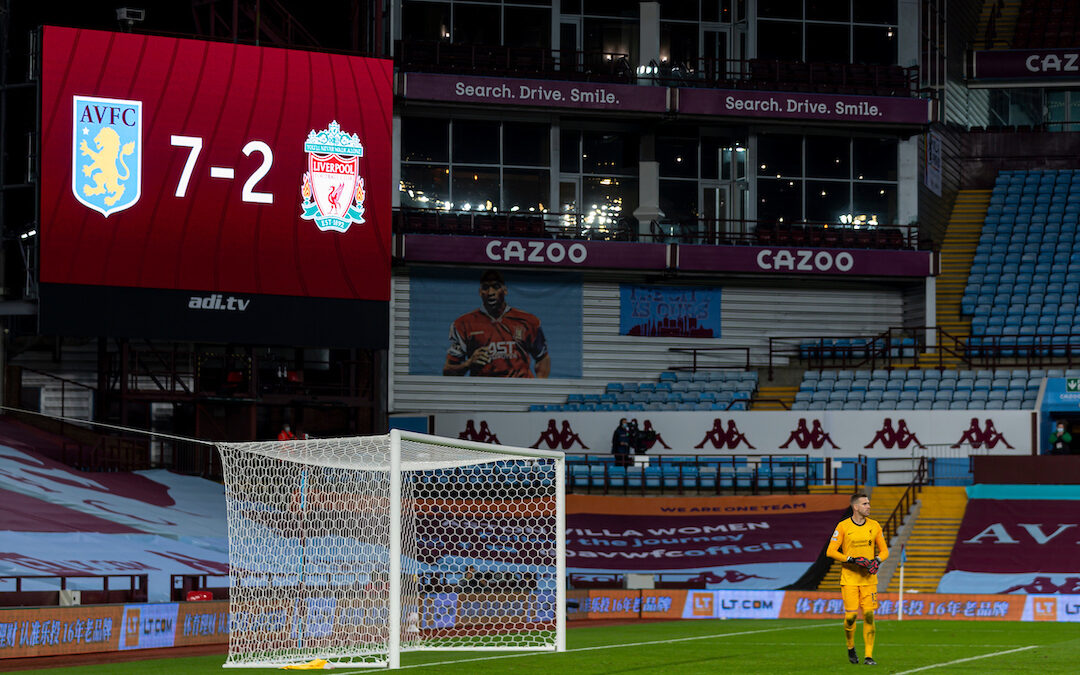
[217,430,565,669]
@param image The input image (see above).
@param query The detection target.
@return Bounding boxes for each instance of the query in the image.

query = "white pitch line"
[891,645,1039,674]
[346,622,835,672]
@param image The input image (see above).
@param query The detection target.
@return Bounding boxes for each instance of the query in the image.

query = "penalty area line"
[891,645,1039,675]
[362,622,834,672]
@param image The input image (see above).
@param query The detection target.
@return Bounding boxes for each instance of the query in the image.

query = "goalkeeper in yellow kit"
[826,493,888,666]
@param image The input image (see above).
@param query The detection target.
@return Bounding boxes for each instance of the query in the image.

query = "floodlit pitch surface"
[12,619,1080,673]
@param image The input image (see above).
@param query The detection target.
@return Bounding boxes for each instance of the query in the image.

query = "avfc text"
[188,293,250,312]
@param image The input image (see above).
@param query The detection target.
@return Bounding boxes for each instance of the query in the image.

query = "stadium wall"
[1,589,1073,660]
[390,272,904,412]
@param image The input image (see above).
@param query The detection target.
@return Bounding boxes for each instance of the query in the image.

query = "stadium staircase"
[751,385,798,410]
[885,486,968,593]
[917,189,990,369]
[813,486,907,591]
[974,0,1022,49]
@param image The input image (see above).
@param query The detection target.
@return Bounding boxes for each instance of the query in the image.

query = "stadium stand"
[963,169,1080,358]
[535,371,758,412]
[793,367,1046,411]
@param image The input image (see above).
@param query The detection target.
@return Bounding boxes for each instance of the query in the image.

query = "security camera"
[116,8,146,23]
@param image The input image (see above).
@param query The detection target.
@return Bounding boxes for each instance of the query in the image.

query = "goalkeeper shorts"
[841,584,878,613]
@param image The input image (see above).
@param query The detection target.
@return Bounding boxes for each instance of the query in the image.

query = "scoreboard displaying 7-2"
[39,26,392,347]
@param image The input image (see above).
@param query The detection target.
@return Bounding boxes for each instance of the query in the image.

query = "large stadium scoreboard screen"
[39,26,392,347]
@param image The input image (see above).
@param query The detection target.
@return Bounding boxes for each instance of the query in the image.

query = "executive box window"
[561,129,639,229]
[757,0,898,66]
[756,133,899,226]
[401,0,551,47]
[400,117,551,212]
[659,132,748,226]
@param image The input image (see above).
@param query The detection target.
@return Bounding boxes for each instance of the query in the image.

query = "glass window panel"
[805,180,851,223]
[853,26,896,65]
[806,23,849,63]
[661,22,699,67]
[757,178,801,224]
[757,0,801,19]
[854,4,897,25]
[658,137,699,178]
[582,131,638,175]
[504,7,552,48]
[702,137,723,180]
[453,3,500,45]
[400,164,450,209]
[402,117,449,163]
[807,0,849,22]
[583,176,638,226]
[563,0,582,14]
[453,120,500,164]
[853,138,897,181]
[583,0,639,18]
[660,180,700,222]
[503,169,551,212]
[757,134,801,178]
[451,166,500,211]
[660,0,699,21]
[703,0,723,23]
[805,136,849,179]
[584,18,638,63]
[560,130,581,173]
[503,122,550,166]
[756,21,802,61]
[402,1,450,42]
[853,183,897,225]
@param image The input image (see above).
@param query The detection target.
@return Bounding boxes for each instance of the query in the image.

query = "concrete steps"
[752,385,798,410]
[886,487,969,592]
[917,189,990,369]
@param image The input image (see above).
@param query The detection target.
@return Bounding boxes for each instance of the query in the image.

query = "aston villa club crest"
[300,121,366,233]
[72,95,142,217]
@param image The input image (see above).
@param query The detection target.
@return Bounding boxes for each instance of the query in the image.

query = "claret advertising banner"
[435,410,1034,456]
[567,495,849,588]
[939,494,1080,595]
[39,26,392,346]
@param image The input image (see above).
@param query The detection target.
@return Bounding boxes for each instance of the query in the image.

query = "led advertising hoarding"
[39,27,392,346]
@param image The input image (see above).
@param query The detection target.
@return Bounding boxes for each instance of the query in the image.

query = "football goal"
[217,429,565,669]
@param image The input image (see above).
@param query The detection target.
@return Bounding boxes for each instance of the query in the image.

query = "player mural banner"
[39,26,392,346]
[566,495,848,589]
[408,267,583,378]
[939,496,1080,595]
[436,410,1034,457]
[619,285,722,338]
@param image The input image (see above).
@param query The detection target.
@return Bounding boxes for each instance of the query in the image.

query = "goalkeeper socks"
[863,611,876,658]
[844,612,857,649]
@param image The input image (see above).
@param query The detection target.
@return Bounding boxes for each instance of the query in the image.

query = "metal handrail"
[882,456,927,545]
[667,346,752,372]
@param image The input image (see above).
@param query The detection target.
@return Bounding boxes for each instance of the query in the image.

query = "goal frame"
[219,429,566,670]
[388,430,566,666]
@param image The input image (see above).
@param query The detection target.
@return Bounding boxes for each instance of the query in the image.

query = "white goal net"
[217,430,565,669]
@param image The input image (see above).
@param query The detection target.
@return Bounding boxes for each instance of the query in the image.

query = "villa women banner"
[566,494,848,589]
[939,497,1080,595]
[619,285,722,338]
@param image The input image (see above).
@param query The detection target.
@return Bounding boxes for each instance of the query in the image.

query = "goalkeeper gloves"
[847,556,880,574]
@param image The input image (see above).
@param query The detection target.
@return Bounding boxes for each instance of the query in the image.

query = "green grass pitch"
[14,619,1080,674]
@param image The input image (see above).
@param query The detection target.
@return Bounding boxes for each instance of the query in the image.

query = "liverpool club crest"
[72,95,142,217]
[300,121,366,233]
